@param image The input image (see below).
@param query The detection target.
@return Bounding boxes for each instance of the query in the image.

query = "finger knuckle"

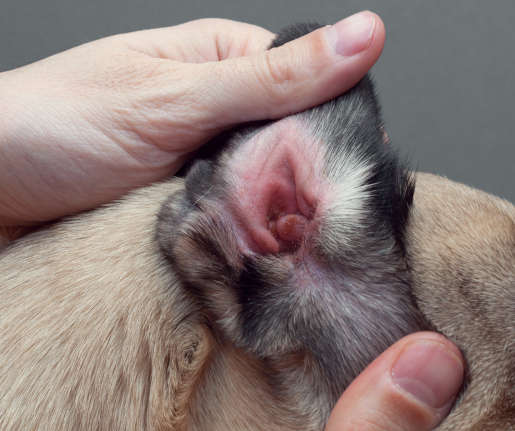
[254,49,295,103]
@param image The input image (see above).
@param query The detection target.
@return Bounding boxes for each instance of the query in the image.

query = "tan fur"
[406,173,515,431]
[0,173,513,430]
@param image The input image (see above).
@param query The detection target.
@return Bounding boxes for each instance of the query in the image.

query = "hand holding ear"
[0,13,384,225]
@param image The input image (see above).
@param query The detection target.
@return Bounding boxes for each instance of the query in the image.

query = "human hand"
[0,12,384,226]
[325,332,464,431]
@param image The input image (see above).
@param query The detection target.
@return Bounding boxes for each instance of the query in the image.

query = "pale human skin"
[0,12,464,430]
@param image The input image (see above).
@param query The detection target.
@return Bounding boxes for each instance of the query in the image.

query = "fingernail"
[391,340,464,409]
[327,12,376,57]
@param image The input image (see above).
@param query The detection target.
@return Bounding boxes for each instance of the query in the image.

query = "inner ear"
[224,120,327,255]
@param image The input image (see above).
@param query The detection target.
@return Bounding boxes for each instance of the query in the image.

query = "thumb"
[325,332,465,431]
[198,11,385,126]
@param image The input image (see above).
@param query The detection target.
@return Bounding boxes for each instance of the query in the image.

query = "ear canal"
[272,214,309,243]
[223,119,323,255]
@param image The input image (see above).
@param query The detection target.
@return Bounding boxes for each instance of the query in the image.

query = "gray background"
[1,1,514,202]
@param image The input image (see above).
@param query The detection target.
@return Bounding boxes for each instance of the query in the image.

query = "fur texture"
[407,173,515,431]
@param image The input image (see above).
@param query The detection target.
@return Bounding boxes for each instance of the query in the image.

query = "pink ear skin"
[272,214,308,243]
[225,118,328,255]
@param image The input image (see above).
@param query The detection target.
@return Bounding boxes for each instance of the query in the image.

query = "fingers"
[325,332,464,431]
[195,11,385,126]
[119,18,275,62]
